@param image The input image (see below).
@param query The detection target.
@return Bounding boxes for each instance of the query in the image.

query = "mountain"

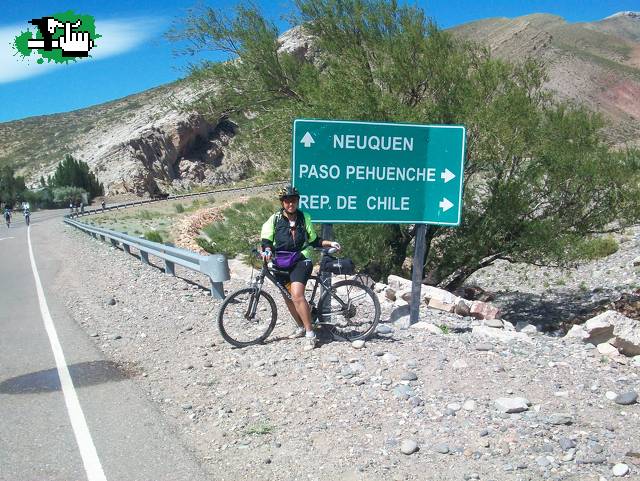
[1,12,639,195]
[450,11,640,147]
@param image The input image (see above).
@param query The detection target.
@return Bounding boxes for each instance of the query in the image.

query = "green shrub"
[139,209,153,220]
[575,236,619,260]
[144,230,163,243]
[175,203,185,213]
[199,198,280,257]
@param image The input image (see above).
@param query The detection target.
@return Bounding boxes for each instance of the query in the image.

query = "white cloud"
[0,16,167,84]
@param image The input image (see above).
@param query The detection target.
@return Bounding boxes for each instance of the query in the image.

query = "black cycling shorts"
[275,257,313,285]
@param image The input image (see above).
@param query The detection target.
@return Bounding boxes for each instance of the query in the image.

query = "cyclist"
[23,208,30,226]
[4,207,11,228]
[260,185,340,350]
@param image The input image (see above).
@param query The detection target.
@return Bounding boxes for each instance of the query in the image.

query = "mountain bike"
[24,211,30,226]
[217,248,381,347]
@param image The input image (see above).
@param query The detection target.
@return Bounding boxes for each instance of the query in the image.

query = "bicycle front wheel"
[318,279,380,341]
[217,287,277,347]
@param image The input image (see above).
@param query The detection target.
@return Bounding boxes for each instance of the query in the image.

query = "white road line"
[0,236,15,241]
[27,225,108,481]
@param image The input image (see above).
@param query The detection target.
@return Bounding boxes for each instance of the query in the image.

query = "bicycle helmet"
[277,184,300,200]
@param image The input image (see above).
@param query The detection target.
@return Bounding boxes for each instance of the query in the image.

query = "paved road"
[0,211,211,481]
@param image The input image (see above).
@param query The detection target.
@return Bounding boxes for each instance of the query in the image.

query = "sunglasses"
[281,196,299,203]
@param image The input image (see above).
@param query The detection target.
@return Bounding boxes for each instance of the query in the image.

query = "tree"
[0,166,27,207]
[171,0,640,284]
[50,154,104,200]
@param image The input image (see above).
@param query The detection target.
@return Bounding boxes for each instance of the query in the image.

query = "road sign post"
[292,119,466,324]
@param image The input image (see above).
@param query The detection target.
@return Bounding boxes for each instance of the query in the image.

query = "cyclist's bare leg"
[283,297,303,327]
[290,281,313,332]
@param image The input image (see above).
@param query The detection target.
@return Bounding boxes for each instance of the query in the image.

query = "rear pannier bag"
[321,257,355,275]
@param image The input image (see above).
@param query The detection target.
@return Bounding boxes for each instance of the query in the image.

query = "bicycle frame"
[247,262,346,324]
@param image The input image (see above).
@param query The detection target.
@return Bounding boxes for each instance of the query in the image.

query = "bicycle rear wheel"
[217,287,277,347]
[318,279,380,341]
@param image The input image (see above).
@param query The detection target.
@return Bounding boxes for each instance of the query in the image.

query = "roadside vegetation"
[169,0,640,286]
[0,154,103,210]
[86,197,217,244]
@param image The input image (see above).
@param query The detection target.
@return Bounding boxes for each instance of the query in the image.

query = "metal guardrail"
[64,217,231,299]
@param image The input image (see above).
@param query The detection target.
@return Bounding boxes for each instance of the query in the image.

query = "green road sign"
[292,119,466,225]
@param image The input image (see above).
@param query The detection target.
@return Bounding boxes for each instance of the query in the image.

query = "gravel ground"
[49,217,640,481]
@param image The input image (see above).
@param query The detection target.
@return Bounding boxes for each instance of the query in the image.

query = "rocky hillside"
[1,12,639,195]
[451,11,640,148]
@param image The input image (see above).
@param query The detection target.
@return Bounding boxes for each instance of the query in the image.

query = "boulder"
[387,275,413,292]
[428,298,456,313]
[564,325,588,341]
[495,397,530,413]
[472,326,532,344]
[611,315,640,356]
[483,319,504,329]
[597,342,620,358]
[584,311,616,345]
[422,285,459,305]
[470,301,501,320]
[516,322,538,334]
[454,299,471,317]
[385,288,397,302]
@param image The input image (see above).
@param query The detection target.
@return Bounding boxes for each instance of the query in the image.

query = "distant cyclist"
[4,207,11,228]
[24,208,30,226]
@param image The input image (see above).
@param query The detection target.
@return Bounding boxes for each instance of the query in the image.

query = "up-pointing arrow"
[439,198,454,212]
[300,132,315,148]
[441,168,456,183]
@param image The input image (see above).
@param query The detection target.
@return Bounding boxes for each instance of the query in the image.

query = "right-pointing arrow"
[439,198,454,212]
[441,168,456,183]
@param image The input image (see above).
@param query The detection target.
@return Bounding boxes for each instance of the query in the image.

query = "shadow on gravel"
[0,360,131,395]
[497,289,616,331]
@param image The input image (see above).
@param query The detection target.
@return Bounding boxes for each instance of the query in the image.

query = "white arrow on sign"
[439,198,454,212]
[441,168,456,183]
[300,132,315,148]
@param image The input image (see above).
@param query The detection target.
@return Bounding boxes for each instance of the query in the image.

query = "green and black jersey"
[260,209,322,259]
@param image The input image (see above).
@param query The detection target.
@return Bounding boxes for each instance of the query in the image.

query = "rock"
[400,439,419,455]
[475,342,494,351]
[612,463,630,477]
[558,438,576,451]
[452,359,468,370]
[584,311,617,345]
[548,413,573,425]
[516,322,538,334]
[422,285,459,305]
[325,355,340,363]
[598,342,621,357]
[400,371,418,381]
[455,300,471,316]
[611,314,640,356]
[352,340,365,349]
[463,400,477,411]
[495,397,530,413]
[387,275,413,292]
[385,288,397,302]
[376,325,393,335]
[470,301,501,320]
[106,297,117,306]
[428,298,456,313]
[483,319,504,328]
[411,321,443,335]
[432,443,450,454]
[536,456,552,467]
[373,282,386,293]
[606,391,618,400]
[393,385,415,400]
[472,326,532,344]
[382,353,398,364]
[447,403,462,412]
[565,325,588,341]
[614,391,638,405]
[633,256,640,267]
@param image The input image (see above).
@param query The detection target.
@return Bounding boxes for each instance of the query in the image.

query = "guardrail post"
[123,243,131,254]
[140,251,149,264]
[165,260,175,276]
[201,254,230,299]
[99,235,105,241]
[110,239,118,247]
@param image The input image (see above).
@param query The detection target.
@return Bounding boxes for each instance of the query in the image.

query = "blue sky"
[0,0,638,123]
